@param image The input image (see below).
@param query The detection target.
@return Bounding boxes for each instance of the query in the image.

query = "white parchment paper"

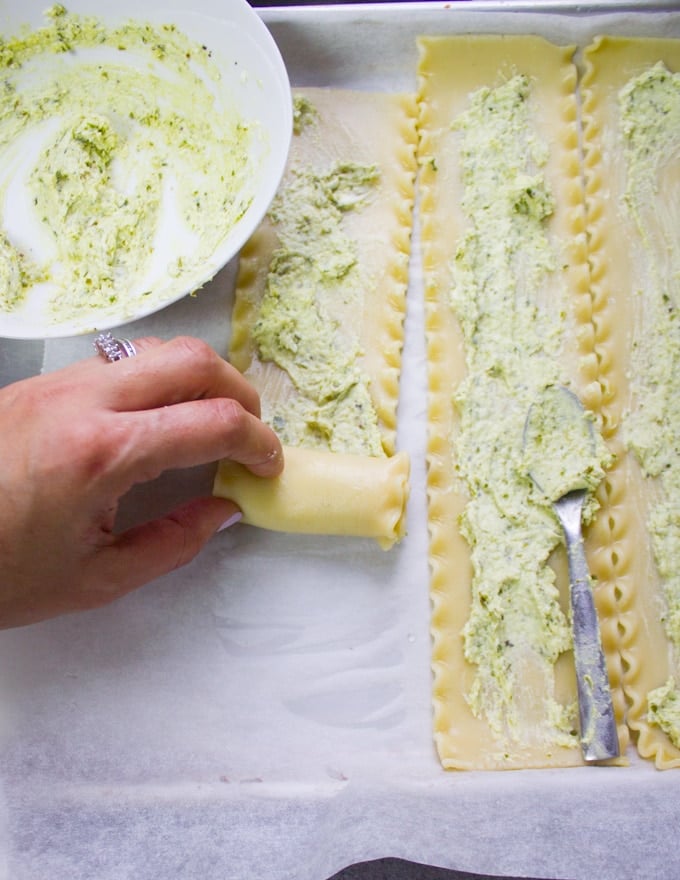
[2,5,680,879]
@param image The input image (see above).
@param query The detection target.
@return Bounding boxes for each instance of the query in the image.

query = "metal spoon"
[524,387,619,762]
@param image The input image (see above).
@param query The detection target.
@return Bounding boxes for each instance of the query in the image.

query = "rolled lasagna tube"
[214,446,409,549]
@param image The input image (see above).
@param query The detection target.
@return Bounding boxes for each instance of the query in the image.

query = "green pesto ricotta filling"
[648,678,680,749]
[252,155,385,457]
[523,385,611,504]
[0,5,253,322]
[450,75,609,747]
[0,231,40,310]
[618,63,680,741]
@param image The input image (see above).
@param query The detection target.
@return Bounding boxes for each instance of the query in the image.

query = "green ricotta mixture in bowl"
[618,62,680,747]
[449,74,611,749]
[0,4,256,331]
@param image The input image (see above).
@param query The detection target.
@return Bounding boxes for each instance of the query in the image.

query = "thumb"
[101,496,242,595]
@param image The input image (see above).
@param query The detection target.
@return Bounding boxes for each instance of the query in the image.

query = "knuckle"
[63,416,132,484]
[212,396,249,436]
[68,422,116,479]
[169,336,218,373]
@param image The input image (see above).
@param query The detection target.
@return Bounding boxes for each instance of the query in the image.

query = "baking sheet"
[2,3,680,879]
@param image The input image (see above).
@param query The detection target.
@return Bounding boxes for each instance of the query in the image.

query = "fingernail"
[217,512,243,532]
[264,445,284,471]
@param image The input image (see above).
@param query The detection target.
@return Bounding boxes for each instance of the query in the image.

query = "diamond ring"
[93,332,137,362]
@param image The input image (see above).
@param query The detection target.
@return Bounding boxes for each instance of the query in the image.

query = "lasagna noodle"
[582,36,680,768]
[418,35,625,769]
[214,88,417,548]
[215,447,409,548]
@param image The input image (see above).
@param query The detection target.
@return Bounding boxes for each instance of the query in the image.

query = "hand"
[0,335,283,628]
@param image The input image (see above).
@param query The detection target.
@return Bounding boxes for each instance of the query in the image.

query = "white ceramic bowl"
[0,0,292,338]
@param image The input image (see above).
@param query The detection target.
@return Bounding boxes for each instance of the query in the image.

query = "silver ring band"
[93,332,137,362]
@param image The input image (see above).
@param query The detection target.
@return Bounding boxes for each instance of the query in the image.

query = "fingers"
[95,496,242,600]
[110,395,283,493]
[90,336,263,417]
[51,332,283,492]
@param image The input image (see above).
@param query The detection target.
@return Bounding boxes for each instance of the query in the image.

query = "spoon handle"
[558,491,620,762]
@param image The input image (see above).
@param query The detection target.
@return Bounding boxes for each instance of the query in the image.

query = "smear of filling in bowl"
[0,4,255,325]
